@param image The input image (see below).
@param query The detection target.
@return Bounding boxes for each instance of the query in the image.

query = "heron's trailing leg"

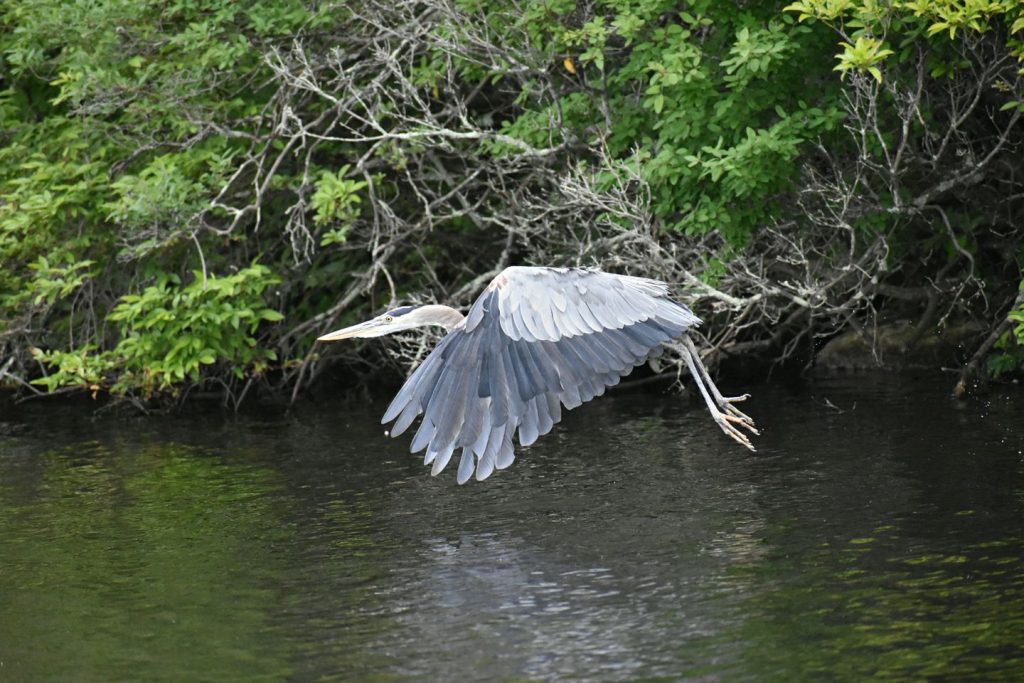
[682,336,756,428]
[681,336,758,451]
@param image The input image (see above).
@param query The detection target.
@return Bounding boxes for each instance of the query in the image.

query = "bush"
[32,265,282,402]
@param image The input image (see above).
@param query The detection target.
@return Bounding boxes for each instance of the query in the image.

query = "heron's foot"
[715,393,755,427]
[722,402,756,429]
[723,411,758,436]
[713,410,758,451]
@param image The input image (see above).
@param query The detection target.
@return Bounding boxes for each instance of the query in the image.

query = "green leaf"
[260,309,284,322]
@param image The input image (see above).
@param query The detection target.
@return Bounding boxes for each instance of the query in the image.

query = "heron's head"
[316,305,426,341]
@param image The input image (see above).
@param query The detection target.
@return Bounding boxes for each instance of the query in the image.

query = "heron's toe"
[723,412,759,435]
[713,412,757,451]
[724,405,757,429]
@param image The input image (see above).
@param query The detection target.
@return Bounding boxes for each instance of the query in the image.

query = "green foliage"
[3,0,1023,402]
[785,0,1024,79]
[627,12,840,241]
[0,118,112,320]
[26,257,98,307]
[988,282,1024,378]
[32,265,282,398]
[788,0,1024,378]
[1012,295,1024,343]
[311,166,368,246]
[833,36,894,82]
[493,0,844,243]
[1,0,316,400]
[105,147,238,259]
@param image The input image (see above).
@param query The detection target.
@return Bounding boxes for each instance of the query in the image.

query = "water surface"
[1,374,1022,680]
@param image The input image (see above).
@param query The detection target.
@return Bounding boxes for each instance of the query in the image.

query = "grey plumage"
[381,268,702,483]
[319,266,758,484]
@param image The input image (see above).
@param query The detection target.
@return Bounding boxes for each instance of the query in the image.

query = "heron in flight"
[318,267,757,484]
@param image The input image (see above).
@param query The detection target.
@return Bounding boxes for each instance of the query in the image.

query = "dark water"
[1,374,1023,681]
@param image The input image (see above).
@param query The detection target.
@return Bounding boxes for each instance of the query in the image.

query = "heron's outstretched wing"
[381,267,701,483]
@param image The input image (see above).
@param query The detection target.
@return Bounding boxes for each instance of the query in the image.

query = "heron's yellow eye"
[385,316,394,322]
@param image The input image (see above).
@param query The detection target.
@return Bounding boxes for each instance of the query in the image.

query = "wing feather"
[479,422,505,472]
[428,442,455,474]
[530,342,563,392]
[488,347,511,425]
[391,395,423,437]
[606,327,650,357]
[536,393,556,436]
[469,414,492,456]
[539,303,559,340]
[420,366,459,435]
[573,334,621,373]
[475,447,497,481]
[410,417,435,452]
[622,322,669,348]
[561,381,583,409]
[456,394,486,449]
[524,303,546,341]
[457,448,475,484]
[577,300,603,332]
[429,385,464,455]
[545,392,562,427]
[495,424,516,469]
[508,341,539,401]
[561,305,589,336]
[382,267,701,482]
[519,398,540,446]
[382,343,445,423]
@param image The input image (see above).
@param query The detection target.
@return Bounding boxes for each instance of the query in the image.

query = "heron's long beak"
[316,319,381,342]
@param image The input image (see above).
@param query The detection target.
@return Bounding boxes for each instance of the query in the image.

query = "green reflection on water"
[0,442,293,681]
[279,496,405,682]
[694,523,1024,681]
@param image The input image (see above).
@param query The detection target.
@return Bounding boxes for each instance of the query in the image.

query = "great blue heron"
[318,266,757,483]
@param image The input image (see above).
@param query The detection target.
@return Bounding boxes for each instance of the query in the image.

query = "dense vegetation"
[1,0,1022,407]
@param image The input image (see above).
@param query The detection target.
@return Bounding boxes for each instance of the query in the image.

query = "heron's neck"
[418,304,465,332]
